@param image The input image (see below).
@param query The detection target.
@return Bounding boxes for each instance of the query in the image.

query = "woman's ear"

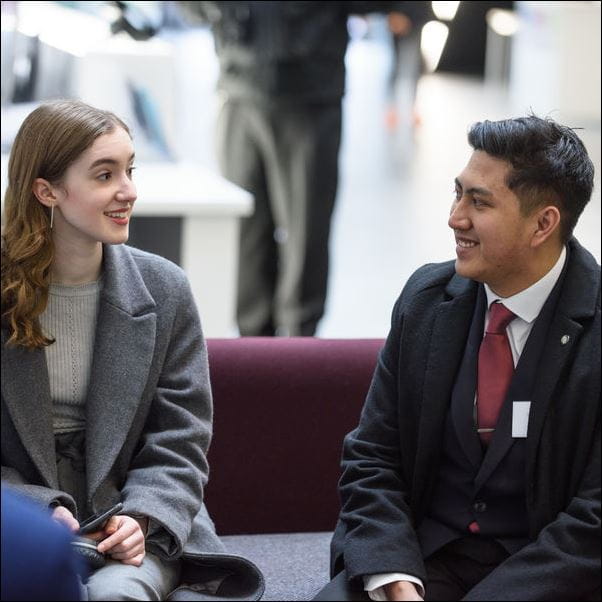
[531,205,561,248]
[32,178,57,208]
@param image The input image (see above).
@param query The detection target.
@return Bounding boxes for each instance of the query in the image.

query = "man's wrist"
[131,515,149,535]
[365,573,424,599]
[384,580,420,597]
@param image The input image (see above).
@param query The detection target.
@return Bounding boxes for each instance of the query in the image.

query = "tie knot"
[486,302,515,334]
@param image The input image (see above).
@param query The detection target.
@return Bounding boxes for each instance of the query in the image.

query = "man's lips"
[456,238,478,248]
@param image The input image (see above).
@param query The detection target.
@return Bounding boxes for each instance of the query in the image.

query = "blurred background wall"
[1,1,600,336]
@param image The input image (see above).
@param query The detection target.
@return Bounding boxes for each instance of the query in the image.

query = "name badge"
[512,401,531,438]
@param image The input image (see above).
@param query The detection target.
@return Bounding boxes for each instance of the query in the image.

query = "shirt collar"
[484,246,567,324]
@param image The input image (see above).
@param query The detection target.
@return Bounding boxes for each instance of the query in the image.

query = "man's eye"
[473,198,485,207]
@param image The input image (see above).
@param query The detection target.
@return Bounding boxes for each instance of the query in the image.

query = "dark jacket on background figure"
[184,1,404,102]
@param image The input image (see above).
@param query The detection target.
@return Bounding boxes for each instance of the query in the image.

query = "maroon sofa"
[204,337,383,600]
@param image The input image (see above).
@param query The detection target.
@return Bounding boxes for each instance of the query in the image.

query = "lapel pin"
[560,335,570,345]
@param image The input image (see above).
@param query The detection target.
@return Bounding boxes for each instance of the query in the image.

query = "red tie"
[476,302,516,446]
[469,303,516,534]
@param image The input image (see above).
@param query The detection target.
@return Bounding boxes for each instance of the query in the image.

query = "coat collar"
[414,273,477,498]
[554,238,600,320]
[99,244,156,316]
[85,244,157,497]
[525,238,600,479]
[1,330,58,488]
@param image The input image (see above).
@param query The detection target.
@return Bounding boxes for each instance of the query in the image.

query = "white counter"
[1,156,253,336]
[133,162,253,336]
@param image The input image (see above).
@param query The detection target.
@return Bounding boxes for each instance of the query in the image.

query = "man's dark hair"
[468,115,594,243]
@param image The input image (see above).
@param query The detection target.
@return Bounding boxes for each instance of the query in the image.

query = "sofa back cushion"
[205,337,383,535]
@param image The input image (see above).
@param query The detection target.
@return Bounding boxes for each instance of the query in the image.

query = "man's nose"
[448,199,469,230]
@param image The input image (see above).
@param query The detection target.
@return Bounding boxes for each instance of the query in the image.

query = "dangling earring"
[50,205,54,230]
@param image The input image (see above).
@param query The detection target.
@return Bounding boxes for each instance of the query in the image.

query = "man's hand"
[384,580,424,601]
[51,505,80,532]
[93,515,147,566]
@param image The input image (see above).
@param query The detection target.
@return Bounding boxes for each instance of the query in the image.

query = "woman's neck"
[51,240,103,285]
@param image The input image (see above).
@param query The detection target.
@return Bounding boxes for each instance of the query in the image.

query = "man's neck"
[490,242,564,298]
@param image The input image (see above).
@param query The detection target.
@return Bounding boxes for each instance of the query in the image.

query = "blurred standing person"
[182,2,400,336]
[384,2,432,132]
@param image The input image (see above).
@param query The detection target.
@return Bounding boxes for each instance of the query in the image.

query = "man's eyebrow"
[88,153,136,170]
[454,177,493,197]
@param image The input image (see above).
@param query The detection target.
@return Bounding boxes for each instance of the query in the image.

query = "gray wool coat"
[1,244,264,600]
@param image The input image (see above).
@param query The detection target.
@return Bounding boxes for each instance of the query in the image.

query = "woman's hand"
[94,515,147,566]
[51,505,80,532]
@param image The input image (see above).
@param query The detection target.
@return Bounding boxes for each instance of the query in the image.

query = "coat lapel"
[450,286,487,469]
[525,314,584,476]
[474,359,530,491]
[85,245,157,497]
[474,302,554,491]
[1,333,59,488]
[414,276,478,495]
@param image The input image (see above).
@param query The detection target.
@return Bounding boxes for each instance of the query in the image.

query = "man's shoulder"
[404,259,458,296]
[557,239,601,324]
[567,239,601,299]
[388,259,468,323]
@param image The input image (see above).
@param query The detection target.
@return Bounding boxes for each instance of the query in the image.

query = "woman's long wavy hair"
[1,99,130,349]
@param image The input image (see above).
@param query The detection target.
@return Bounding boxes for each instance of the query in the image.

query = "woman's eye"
[127,166,136,178]
[98,173,111,181]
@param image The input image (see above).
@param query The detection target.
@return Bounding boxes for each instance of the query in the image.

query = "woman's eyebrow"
[88,153,136,170]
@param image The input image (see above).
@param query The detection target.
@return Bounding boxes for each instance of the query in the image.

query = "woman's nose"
[116,178,137,204]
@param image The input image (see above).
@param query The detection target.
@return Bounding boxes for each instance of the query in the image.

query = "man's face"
[449,150,539,296]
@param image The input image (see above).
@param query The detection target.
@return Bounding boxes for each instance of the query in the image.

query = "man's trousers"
[217,97,342,335]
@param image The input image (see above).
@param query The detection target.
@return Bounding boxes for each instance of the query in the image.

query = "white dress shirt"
[364,247,567,600]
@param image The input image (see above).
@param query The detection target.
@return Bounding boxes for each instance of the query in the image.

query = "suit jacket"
[1,244,264,600]
[331,238,601,600]
[1,486,83,601]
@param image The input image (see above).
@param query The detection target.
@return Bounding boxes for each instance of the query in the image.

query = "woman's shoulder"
[106,245,191,308]
[117,245,187,283]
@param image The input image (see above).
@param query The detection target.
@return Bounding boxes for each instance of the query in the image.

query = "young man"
[316,115,600,601]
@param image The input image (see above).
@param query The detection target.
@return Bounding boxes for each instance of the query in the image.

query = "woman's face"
[50,127,137,249]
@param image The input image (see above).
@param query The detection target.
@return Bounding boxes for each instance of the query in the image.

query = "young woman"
[1,100,263,600]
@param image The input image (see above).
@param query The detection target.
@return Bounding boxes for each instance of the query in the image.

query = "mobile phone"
[78,502,123,535]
